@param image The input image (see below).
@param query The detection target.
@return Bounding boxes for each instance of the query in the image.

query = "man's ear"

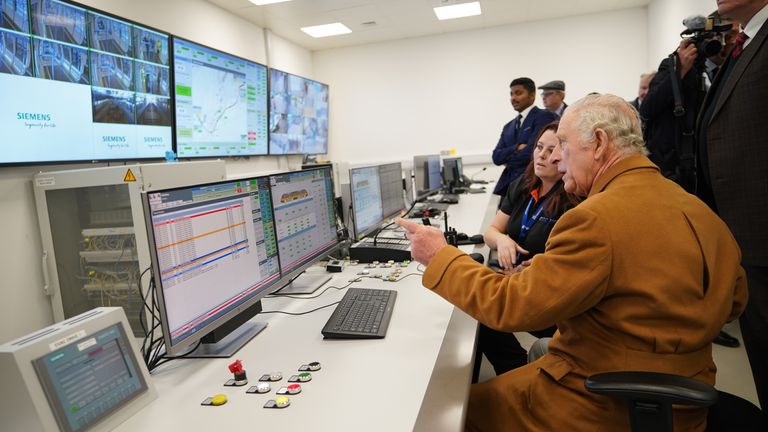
[593,128,609,160]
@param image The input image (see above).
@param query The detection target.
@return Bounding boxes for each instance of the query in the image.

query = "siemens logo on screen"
[17,113,51,121]
[103,136,127,143]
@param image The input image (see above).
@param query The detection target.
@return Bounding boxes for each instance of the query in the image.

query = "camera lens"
[699,39,722,57]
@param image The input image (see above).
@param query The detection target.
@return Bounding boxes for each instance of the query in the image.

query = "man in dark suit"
[697,0,768,408]
[492,77,557,196]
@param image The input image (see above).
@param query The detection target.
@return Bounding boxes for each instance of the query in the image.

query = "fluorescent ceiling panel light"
[301,22,352,38]
[248,0,292,5]
[434,1,482,20]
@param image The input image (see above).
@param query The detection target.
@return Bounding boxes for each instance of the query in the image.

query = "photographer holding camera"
[641,13,742,350]
[640,13,736,193]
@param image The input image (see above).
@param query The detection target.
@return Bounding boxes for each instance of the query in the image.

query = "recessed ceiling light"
[248,0,292,5]
[301,22,352,38]
[434,1,482,20]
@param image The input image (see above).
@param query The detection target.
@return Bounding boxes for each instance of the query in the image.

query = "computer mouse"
[427,207,441,215]
[469,253,485,264]
[457,232,469,241]
[469,234,484,243]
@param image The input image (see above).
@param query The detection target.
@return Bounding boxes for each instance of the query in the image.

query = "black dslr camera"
[680,15,733,58]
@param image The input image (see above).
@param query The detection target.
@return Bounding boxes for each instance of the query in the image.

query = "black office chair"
[585,371,766,431]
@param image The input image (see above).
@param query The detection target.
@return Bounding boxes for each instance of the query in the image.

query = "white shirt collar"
[743,3,768,48]
[517,104,534,123]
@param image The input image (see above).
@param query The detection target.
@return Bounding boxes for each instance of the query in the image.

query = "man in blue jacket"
[492,77,558,196]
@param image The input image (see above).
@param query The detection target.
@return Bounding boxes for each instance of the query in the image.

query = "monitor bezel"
[141,174,283,356]
[170,35,269,159]
[0,0,173,167]
[349,162,404,241]
[349,164,384,241]
[267,67,330,156]
[442,156,463,184]
[413,154,442,199]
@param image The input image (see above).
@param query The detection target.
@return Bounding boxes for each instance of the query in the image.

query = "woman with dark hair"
[474,121,580,382]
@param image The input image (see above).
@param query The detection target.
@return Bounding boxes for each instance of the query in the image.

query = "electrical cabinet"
[33,161,226,335]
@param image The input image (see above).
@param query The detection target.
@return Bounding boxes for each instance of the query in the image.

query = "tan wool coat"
[423,155,748,431]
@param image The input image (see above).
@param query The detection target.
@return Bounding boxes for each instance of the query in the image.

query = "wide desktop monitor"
[350,162,404,240]
[143,174,282,357]
[269,167,339,293]
[443,156,464,185]
[413,154,442,199]
[269,68,328,155]
[1,0,172,165]
[172,37,268,158]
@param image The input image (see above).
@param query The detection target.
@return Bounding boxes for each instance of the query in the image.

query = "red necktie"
[731,32,750,59]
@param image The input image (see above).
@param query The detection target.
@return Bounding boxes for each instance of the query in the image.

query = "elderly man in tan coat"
[397,94,747,431]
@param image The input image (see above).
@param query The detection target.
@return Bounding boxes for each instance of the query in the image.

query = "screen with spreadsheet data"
[144,175,280,353]
[269,167,338,273]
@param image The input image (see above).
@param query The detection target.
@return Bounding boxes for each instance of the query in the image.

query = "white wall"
[313,8,648,165]
[0,0,312,344]
[647,0,718,71]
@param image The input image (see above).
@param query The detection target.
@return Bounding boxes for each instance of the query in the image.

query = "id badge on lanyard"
[517,196,545,262]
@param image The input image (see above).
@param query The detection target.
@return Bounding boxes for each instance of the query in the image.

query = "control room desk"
[115,189,499,432]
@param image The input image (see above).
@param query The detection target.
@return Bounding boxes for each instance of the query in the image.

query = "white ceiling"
[207,0,652,51]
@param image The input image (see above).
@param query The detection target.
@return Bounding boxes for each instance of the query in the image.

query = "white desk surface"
[115,188,499,432]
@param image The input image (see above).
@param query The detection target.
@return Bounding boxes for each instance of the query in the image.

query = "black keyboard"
[321,288,397,339]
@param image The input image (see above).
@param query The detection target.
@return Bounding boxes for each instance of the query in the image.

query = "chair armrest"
[585,371,718,407]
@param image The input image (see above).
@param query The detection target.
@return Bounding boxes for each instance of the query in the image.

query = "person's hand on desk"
[495,235,529,270]
[395,218,447,266]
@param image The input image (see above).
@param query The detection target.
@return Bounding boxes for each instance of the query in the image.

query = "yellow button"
[275,396,290,407]
[211,394,228,406]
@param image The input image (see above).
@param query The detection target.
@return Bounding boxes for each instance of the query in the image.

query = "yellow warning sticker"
[124,169,137,182]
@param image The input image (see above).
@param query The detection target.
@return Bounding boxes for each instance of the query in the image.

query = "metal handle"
[42,250,51,295]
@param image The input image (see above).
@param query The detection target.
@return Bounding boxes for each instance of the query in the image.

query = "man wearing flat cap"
[538,80,567,117]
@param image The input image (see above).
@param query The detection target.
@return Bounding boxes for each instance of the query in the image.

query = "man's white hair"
[567,94,648,156]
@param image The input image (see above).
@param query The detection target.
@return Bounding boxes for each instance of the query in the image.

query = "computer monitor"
[413,154,442,199]
[443,157,464,185]
[350,162,404,240]
[1,0,172,165]
[269,167,339,294]
[172,37,268,157]
[142,175,282,357]
[269,68,329,155]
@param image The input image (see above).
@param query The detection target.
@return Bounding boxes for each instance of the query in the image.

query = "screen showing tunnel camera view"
[0,0,172,164]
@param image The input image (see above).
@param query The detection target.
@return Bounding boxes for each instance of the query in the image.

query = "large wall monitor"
[0,0,172,164]
[143,175,281,357]
[269,68,328,155]
[173,37,268,157]
[0,307,156,432]
[350,162,404,240]
[413,154,442,199]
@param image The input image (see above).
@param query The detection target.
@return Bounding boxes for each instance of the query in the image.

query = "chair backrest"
[585,371,718,432]
[585,372,766,432]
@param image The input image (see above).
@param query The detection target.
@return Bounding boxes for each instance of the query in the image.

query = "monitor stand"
[276,272,332,295]
[185,301,267,358]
